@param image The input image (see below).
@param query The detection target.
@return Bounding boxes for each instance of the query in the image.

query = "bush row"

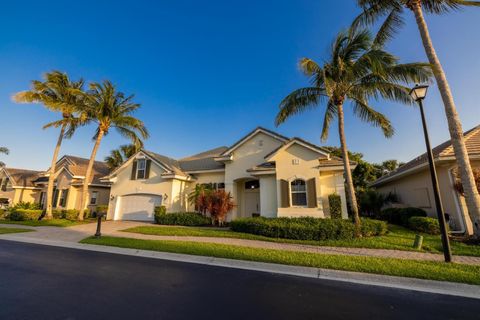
[8,209,43,221]
[230,217,387,241]
[154,207,211,226]
[377,207,427,227]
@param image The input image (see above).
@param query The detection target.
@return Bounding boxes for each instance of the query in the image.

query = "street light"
[409,84,452,263]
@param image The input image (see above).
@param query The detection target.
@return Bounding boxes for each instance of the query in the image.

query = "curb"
[1,235,479,299]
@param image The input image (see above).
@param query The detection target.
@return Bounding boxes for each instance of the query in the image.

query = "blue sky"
[0,1,479,170]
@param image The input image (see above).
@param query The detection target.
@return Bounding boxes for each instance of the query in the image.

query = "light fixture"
[409,84,429,102]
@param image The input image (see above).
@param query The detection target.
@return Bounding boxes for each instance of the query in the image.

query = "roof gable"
[265,138,330,161]
[220,127,288,156]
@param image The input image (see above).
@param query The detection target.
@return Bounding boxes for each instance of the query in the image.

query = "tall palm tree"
[0,147,9,167]
[104,144,140,170]
[78,81,149,220]
[355,0,480,236]
[275,25,431,231]
[13,71,86,219]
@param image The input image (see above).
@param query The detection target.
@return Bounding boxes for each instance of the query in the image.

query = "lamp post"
[409,84,452,263]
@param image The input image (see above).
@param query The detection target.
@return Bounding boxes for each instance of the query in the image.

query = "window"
[245,180,259,190]
[1,178,9,192]
[90,191,99,205]
[136,159,146,179]
[292,158,300,165]
[291,179,307,206]
[58,189,69,207]
[217,183,225,189]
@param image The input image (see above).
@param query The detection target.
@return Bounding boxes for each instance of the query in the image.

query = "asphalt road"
[0,240,477,320]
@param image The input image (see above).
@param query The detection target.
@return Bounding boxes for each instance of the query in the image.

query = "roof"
[178,146,227,172]
[264,137,331,160]
[220,127,289,156]
[246,161,276,173]
[2,168,43,188]
[57,155,111,185]
[372,125,480,187]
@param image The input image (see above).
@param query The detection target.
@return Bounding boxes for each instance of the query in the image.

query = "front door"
[244,192,260,217]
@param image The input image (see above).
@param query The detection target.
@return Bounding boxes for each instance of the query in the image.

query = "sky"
[0,0,479,170]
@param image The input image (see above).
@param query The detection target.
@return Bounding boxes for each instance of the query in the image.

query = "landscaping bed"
[0,227,33,234]
[81,236,480,285]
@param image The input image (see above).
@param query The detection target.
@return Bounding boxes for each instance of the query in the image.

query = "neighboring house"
[34,155,111,212]
[0,167,43,206]
[105,127,351,221]
[0,155,111,212]
[372,125,480,234]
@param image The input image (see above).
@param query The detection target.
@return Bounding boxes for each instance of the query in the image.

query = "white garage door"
[116,194,162,221]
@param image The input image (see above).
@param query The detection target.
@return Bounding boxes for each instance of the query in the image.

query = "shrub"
[154,206,167,216]
[154,210,211,226]
[8,209,43,221]
[13,201,41,210]
[378,207,427,226]
[96,205,108,214]
[0,209,6,220]
[230,217,387,241]
[408,217,441,235]
[328,194,342,219]
[51,209,80,220]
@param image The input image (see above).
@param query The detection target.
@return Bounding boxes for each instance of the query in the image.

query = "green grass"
[0,227,33,234]
[123,224,480,257]
[81,236,480,285]
[0,219,95,227]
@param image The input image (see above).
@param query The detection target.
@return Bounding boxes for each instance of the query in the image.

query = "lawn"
[81,236,480,285]
[0,219,95,227]
[123,224,480,257]
[0,227,33,234]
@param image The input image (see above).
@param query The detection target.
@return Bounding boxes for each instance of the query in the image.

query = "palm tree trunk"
[337,104,361,232]
[44,124,66,219]
[409,1,480,236]
[78,129,105,220]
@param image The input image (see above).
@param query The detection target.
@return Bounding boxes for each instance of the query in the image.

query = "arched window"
[291,179,307,206]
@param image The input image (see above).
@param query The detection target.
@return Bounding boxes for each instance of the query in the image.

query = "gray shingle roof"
[3,168,43,188]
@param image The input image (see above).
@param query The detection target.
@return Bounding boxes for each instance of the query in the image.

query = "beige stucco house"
[105,127,350,221]
[0,155,111,212]
[372,125,480,234]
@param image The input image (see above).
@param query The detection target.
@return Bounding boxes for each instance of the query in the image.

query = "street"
[0,240,477,320]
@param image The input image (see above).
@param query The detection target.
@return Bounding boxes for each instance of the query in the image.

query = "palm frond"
[351,98,394,138]
[275,87,327,126]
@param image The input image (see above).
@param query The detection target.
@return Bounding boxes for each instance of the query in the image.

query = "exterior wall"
[259,175,277,218]
[224,132,284,219]
[376,160,480,232]
[107,158,174,219]
[12,188,41,204]
[0,171,15,204]
[272,144,328,218]
[318,171,349,218]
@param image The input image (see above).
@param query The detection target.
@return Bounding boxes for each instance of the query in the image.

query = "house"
[0,168,43,206]
[105,127,351,221]
[0,155,111,212]
[371,125,480,234]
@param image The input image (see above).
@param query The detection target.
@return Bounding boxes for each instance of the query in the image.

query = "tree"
[207,190,235,226]
[355,0,480,236]
[188,184,214,216]
[275,24,431,232]
[12,71,86,219]
[78,81,149,220]
[105,144,140,170]
[0,147,9,167]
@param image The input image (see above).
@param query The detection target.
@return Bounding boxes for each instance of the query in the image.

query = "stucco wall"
[259,175,277,217]
[12,188,40,204]
[185,171,226,211]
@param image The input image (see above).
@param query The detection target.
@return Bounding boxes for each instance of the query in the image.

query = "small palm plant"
[355,0,480,236]
[12,71,86,219]
[105,144,140,171]
[78,81,149,219]
[207,190,235,226]
[275,25,431,232]
[188,184,214,216]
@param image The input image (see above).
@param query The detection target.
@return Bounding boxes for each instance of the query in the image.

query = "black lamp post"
[409,84,452,263]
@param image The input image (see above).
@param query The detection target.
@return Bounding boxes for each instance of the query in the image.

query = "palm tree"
[104,144,140,170]
[275,25,431,232]
[355,1,480,236]
[13,71,86,219]
[0,147,9,167]
[78,80,149,220]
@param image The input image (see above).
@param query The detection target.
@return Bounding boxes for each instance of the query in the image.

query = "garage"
[115,194,163,221]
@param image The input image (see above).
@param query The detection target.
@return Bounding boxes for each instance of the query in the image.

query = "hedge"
[8,209,43,221]
[377,207,427,227]
[408,216,441,235]
[52,209,80,220]
[230,217,387,241]
[154,207,211,226]
[328,194,342,219]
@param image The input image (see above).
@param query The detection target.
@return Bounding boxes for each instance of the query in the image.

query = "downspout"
[447,166,466,234]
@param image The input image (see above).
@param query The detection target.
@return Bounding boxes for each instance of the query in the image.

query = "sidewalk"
[1,221,480,265]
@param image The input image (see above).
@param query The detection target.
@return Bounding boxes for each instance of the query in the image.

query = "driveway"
[0,240,478,320]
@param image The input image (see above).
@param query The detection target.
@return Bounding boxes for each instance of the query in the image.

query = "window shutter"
[52,189,59,208]
[307,178,317,208]
[280,179,290,208]
[145,160,152,179]
[131,160,138,180]
[63,189,69,207]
